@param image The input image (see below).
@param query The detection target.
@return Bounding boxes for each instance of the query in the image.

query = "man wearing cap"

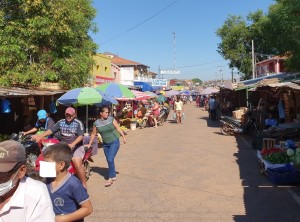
[32,107,87,188]
[23,109,55,137]
[0,140,55,221]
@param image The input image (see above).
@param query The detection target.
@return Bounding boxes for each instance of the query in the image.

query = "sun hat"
[0,140,26,172]
[37,109,47,120]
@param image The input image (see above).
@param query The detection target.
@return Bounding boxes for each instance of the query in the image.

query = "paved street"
[86,103,300,222]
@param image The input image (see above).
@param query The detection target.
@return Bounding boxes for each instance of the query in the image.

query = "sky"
[90,0,275,81]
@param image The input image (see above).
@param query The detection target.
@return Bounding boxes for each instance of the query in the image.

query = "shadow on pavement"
[199,116,220,128]
[91,166,119,180]
[232,134,300,222]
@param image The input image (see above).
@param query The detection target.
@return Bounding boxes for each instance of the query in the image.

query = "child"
[42,143,93,222]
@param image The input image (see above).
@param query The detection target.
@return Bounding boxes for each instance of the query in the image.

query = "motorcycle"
[34,139,93,181]
[220,111,259,136]
[9,132,42,171]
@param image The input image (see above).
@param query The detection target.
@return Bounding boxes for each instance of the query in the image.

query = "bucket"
[130,123,136,131]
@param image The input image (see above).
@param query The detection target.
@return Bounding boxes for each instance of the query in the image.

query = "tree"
[216,15,253,79]
[191,78,202,85]
[264,0,300,71]
[0,0,97,89]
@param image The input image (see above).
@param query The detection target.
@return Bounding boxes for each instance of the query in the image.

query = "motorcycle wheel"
[84,161,91,181]
[220,125,231,136]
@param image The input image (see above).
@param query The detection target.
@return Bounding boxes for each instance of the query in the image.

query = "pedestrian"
[151,100,160,128]
[42,143,93,222]
[86,106,126,187]
[23,109,55,137]
[0,140,55,221]
[32,107,87,189]
[174,96,183,124]
[208,95,217,120]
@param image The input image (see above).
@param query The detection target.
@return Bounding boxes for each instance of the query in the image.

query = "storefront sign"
[152,79,168,86]
[160,69,180,75]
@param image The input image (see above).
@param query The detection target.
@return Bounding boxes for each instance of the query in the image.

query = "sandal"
[104,180,113,187]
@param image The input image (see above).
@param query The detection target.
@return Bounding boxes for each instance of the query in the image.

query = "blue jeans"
[103,138,120,178]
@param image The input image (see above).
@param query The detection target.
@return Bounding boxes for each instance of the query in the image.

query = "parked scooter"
[220,111,259,136]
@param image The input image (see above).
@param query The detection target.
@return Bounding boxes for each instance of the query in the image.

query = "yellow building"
[91,54,115,86]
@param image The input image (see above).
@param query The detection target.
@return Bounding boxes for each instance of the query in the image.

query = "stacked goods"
[232,107,248,120]
[261,148,289,164]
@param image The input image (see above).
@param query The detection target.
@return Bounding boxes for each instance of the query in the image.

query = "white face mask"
[39,161,56,178]
[0,170,19,197]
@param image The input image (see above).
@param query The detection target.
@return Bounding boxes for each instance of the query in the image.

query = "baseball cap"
[37,109,47,120]
[65,107,76,115]
[0,140,26,172]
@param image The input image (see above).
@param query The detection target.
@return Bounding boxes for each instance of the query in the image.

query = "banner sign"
[95,76,115,85]
[152,79,168,86]
[160,69,180,75]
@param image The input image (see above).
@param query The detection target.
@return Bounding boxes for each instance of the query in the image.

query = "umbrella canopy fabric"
[199,87,219,95]
[180,90,191,95]
[95,83,134,99]
[144,91,158,98]
[165,90,181,97]
[155,94,167,103]
[57,87,118,106]
[116,90,151,101]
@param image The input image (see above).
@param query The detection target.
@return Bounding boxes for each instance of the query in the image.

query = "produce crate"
[266,164,300,185]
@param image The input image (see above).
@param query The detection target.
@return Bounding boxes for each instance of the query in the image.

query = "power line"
[100,0,179,44]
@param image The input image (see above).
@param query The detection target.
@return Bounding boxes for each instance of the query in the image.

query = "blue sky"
[90,0,275,81]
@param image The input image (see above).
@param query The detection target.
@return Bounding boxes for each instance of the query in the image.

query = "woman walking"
[87,106,126,187]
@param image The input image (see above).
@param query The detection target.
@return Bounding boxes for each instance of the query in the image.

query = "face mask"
[0,170,19,197]
[39,161,56,178]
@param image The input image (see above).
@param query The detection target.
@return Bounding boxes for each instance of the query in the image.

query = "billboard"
[152,79,168,86]
[160,69,180,75]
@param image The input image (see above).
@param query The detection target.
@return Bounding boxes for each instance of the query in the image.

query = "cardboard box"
[233,110,242,119]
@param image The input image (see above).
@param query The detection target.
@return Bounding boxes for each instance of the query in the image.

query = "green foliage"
[191,78,202,84]
[0,0,97,89]
[217,0,300,78]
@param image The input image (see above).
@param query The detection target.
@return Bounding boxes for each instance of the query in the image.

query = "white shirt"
[175,101,183,111]
[0,177,55,222]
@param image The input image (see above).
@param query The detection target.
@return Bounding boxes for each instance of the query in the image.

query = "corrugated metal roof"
[0,87,65,97]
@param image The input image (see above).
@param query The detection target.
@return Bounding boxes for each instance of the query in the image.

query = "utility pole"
[172,32,177,80]
[252,40,256,79]
[217,66,224,85]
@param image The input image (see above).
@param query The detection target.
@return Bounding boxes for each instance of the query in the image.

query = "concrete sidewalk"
[86,103,300,222]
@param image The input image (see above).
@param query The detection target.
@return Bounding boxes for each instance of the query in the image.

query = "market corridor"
[86,103,300,222]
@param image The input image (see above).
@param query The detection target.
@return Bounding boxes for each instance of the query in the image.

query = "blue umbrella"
[180,90,191,95]
[57,87,118,133]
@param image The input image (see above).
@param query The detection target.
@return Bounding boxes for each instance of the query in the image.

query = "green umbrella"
[95,83,134,99]
[156,94,167,103]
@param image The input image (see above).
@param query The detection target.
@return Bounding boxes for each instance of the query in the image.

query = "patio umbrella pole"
[86,105,88,134]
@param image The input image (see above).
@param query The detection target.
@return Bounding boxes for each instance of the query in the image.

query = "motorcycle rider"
[23,109,55,137]
[32,107,87,189]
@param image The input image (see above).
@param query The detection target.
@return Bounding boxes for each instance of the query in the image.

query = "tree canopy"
[216,0,300,80]
[191,78,202,84]
[0,0,97,89]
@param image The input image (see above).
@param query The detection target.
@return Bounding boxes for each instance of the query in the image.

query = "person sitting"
[23,109,55,138]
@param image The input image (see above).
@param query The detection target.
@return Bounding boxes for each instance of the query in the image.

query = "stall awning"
[133,81,161,92]
[0,87,65,98]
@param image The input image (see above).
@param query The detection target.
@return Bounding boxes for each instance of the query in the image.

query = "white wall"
[120,67,134,86]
